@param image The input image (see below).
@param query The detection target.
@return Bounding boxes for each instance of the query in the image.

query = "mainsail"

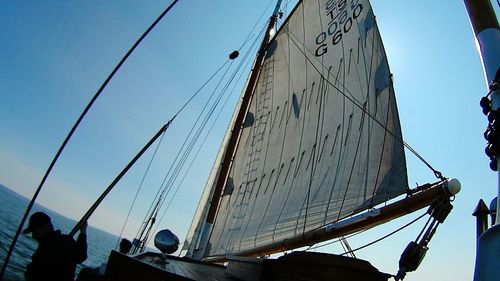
[186,0,408,259]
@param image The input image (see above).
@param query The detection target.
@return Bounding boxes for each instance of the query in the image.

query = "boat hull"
[104,251,391,281]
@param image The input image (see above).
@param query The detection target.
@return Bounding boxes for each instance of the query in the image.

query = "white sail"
[189,0,408,258]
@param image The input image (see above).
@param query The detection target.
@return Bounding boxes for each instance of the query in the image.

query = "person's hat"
[23,212,51,234]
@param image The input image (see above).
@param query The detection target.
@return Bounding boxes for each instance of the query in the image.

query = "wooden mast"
[191,0,283,260]
[464,1,500,280]
[205,1,282,225]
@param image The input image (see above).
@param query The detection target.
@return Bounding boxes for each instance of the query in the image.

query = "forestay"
[192,0,408,258]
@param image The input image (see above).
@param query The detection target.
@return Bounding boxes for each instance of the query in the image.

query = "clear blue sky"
[1,1,498,280]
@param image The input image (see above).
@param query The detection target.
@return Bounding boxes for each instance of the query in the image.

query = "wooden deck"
[106,251,237,281]
[138,253,234,281]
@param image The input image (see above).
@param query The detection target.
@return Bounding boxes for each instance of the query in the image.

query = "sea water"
[0,184,120,280]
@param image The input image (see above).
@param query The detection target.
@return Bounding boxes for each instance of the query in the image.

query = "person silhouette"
[24,212,88,281]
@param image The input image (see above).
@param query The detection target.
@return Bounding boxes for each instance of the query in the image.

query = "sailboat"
[1,0,473,280]
[98,0,461,280]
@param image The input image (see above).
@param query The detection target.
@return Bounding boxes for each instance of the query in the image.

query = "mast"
[464,0,500,280]
[205,0,283,226]
[194,0,283,259]
[465,0,500,219]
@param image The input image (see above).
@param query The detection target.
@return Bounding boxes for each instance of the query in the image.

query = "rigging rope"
[173,60,231,119]
[116,130,166,249]
[135,50,251,248]
[340,213,427,255]
[156,62,236,207]
[151,40,261,238]
[146,33,266,247]
[166,37,265,255]
[127,1,284,254]
[130,58,235,251]
[137,18,270,250]
[0,1,181,278]
[305,212,426,254]
[306,228,367,251]
[340,237,356,258]
[238,0,275,50]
